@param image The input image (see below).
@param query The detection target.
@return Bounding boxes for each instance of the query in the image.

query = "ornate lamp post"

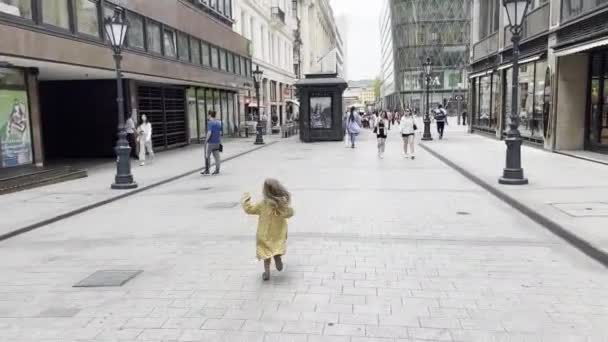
[499,0,530,185]
[253,65,265,145]
[421,57,433,141]
[105,8,137,189]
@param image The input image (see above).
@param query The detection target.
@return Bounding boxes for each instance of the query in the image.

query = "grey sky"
[331,0,383,81]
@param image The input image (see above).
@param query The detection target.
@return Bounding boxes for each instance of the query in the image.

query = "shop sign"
[0,89,32,168]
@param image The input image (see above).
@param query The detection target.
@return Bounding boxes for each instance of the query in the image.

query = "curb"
[419,142,608,269]
[0,141,279,243]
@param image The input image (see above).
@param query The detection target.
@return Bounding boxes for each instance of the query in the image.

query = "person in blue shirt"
[202,110,222,175]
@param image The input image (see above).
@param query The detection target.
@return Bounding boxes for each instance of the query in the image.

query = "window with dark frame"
[219,49,227,71]
[75,0,99,37]
[202,42,210,66]
[126,11,145,49]
[0,0,32,19]
[41,0,71,30]
[190,37,201,64]
[178,32,190,61]
[211,46,219,69]
[146,20,162,54]
[163,28,177,58]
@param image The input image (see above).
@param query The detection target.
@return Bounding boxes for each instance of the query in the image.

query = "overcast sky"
[331,0,383,81]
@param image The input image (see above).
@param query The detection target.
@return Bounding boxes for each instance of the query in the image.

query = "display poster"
[0,89,32,168]
[310,96,332,129]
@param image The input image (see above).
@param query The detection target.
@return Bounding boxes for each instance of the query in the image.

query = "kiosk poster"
[0,90,32,168]
[310,96,332,129]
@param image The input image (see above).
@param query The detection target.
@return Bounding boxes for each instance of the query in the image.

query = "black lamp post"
[499,0,530,185]
[105,8,137,189]
[253,65,265,145]
[421,57,433,141]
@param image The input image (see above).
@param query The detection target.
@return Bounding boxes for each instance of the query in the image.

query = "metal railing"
[505,2,550,46]
[271,6,286,25]
[472,31,499,61]
[561,0,608,22]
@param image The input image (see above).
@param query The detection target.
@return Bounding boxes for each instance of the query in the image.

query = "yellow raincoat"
[241,198,294,260]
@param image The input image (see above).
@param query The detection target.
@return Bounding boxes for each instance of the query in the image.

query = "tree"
[372,78,382,101]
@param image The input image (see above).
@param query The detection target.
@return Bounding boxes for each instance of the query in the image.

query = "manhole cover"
[73,270,142,287]
[457,211,471,216]
[205,202,239,209]
[551,202,608,217]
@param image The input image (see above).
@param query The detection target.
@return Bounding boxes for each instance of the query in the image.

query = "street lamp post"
[422,57,433,141]
[253,65,265,145]
[499,0,530,185]
[105,8,137,190]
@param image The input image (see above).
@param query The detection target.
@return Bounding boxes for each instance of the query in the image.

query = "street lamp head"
[104,7,129,54]
[503,0,530,29]
[253,65,263,84]
[423,57,432,75]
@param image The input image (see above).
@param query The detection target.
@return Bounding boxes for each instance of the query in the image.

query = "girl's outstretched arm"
[241,193,261,215]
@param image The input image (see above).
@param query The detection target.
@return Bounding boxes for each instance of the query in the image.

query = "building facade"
[0,0,252,170]
[380,0,470,115]
[469,0,608,155]
[233,0,297,128]
[293,0,345,79]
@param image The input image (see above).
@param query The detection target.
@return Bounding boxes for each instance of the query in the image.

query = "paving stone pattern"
[0,130,607,341]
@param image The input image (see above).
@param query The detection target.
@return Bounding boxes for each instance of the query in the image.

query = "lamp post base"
[254,125,265,145]
[421,119,433,141]
[499,136,528,185]
[111,135,138,190]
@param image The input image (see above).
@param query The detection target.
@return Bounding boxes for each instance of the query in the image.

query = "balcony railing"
[271,6,286,25]
[505,2,550,47]
[473,31,499,61]
[561,0,608,22]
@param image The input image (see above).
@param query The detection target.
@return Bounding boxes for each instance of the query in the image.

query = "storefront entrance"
[137,84,188,150]
[587,52,608,153]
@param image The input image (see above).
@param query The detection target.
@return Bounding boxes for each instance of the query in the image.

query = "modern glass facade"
[380,0,470,113]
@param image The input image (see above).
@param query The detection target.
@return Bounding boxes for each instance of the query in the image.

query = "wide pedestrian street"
[1,129,607,342]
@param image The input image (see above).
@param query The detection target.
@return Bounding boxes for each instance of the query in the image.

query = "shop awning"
[468,70,492,79]
[495,55,542,71]
[286,99,300,107]
[554,37,608,57]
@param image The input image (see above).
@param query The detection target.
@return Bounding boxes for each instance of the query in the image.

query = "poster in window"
[0,89,32,167]
[310,96,332,129]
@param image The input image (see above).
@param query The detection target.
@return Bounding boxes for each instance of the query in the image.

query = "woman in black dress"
[375,112,388,158]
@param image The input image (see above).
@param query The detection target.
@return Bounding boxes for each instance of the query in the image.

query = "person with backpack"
[345,106,362,148]
[434,104,448,139]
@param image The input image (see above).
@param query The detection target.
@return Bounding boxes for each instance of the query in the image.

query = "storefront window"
[0,0,32,19]
[197,89,207,138]
[477,76,491,129]
[214,90,222,132]
[205,88,214,132]
[178,33,189,61]
[127,12,145,49]
[518,63,535,138]
[202,43,210,67]
[504,68,513,131]
[227,92,235,133]
[602,57,608,145]
[187,88,198,141]
[211,47,219,69]
[75,0,99,36]
[220,91,229,134]
[0,68,32,168]
[146,21,162,54]
[190,38,201,64]
[42,0,70,29]
[163,29,177,58]
[532,60,547,139]
[491,72,501,130]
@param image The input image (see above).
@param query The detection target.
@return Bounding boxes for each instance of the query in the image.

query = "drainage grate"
[73,270,142,287]
[551,202,608,217]
[456,211,471,216]
[205,202,239,209]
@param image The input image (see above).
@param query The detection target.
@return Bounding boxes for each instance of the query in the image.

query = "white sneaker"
[404,153,410,158]
[140,162,145,166]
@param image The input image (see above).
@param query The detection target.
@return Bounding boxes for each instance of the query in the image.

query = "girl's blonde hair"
[263,178,291,211]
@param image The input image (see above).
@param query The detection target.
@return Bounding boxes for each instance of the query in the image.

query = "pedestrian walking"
[462,110,467,126]
[434,104,448,139]
[202,110,222,175]
[125,115,136,158]
[137,115,154,166]
[374,112,389,158]
[241,178,294,281]
[345,106,362,148]
[400,109,417,159]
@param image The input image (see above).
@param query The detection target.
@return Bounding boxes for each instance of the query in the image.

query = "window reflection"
[0,0,32,19]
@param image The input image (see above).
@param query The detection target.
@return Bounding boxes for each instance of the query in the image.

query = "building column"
[26,68,44,167]
[554,53,589,150]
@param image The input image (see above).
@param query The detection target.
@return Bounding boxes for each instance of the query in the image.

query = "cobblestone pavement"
[1,129,607,342]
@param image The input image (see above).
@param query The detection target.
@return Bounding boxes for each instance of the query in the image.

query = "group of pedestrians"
[125,114,154,166]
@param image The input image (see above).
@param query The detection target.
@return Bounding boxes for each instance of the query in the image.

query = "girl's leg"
[350,133,356,148]
[273,255,283,271]
[262,259,271,281]
[377,138,382,155]
[381,138,386,154]
[403,137,408,155]
[408,135,415,158]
